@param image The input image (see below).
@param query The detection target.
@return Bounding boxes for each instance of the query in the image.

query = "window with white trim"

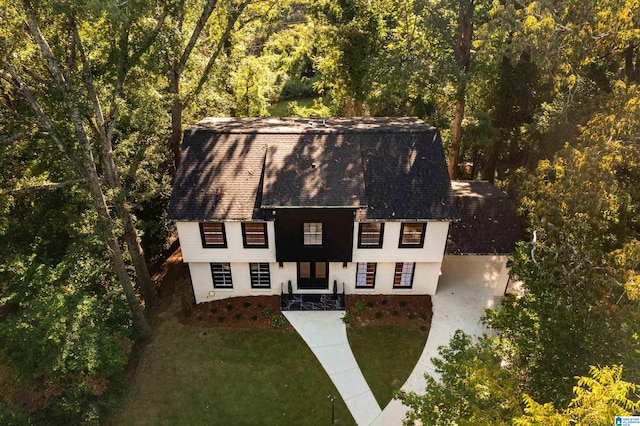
[200,223,227,248]
[242,223,268,248]
[211,262,232,288]
[358,223,384,248]
[399,223,425,247]
[303,222,323,246]
[249,263,270,288]
[393,262,415,288]
[355,262,376,288]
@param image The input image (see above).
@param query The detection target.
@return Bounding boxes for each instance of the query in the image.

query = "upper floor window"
[393,262,415,288]
[355,262,376,288]
[303,222,323,246]
[358,223,384,248]
[200,222,227,248]
[211,262,232,288]
[398,223,426,248]
[242,222,268,248]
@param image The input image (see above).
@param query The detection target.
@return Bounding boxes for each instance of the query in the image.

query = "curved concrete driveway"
[285,262,503,425]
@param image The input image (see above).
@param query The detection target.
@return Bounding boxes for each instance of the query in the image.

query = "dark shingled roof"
[446,181,522,255]
[168,117,458,221]
[262,134,367,208]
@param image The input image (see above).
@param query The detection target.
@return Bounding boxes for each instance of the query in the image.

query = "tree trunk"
[80,147,153,337]
[19,3,153,336]
[70,15,160,307]
[449,80,466,180]
[448,0,475,181]
[482,138,501,183]
[170,66,183,171]
[123,206,160,306]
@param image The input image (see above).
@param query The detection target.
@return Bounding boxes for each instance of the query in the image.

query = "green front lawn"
[347,325,428,408]
[113,320,355,425]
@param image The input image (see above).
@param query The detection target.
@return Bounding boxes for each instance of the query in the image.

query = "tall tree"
[165,0,255,170]
[311,0,384,116]
[486,81,640,404]
[448,0,475,180]
[0,1,164,334]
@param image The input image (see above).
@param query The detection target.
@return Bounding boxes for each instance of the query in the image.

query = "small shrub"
[407,312,415,320]
[262,307,272,318]
[251,315,258,321]
[210,307,218,314]
[233,313,242,320]
[366,301,374,308]
[196,314,202,321]
[399,300,407,307]
[353,301,367,316]
[375,311,383,319]
[341,313,353,324]
[226,304,233,311]
[270,315,286,328]
[391,310,399,316]
[420,324,427,332]
[419,312,428,320]
[381,299,388,305]
[217,316,225,323]
[243,302,251,308]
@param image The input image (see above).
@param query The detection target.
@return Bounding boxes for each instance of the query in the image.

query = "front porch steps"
[280,293,346,311]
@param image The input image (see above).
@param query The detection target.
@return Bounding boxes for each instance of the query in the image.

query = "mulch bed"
[176,294,432,332]
[345,294,432,331]
[177,295,287,330]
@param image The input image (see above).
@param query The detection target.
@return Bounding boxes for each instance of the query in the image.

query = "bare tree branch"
[6,179,84,193]
[0,67,71,158]
[187,0,253,103]
[22,0,68,93]
[178,0,219,72]
[0,133,26,145]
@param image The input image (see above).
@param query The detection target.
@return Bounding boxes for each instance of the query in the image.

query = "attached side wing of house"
[441,180,524,296]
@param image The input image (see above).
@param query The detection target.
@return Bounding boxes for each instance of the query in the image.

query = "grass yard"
[113,319,355,425]
[347,325,428,408]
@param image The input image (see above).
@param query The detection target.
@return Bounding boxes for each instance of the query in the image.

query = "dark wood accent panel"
[274,208,354,262]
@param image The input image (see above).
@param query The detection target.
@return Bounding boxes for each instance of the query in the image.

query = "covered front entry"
[297,261,329,289]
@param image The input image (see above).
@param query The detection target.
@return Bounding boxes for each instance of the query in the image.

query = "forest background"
[1,0,639,423]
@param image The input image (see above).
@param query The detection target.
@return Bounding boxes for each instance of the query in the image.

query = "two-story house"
[168,117,460,304]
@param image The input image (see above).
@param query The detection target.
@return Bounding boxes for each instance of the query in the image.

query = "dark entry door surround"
[297,262,329,289]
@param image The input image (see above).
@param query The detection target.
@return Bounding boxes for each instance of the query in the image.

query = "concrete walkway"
[282,311,382,426]
[284,273,502,425]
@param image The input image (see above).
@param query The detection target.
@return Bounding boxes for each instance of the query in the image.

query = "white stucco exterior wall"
[352,221,449,263]
[180,220,450,303]
[177,221,277,263]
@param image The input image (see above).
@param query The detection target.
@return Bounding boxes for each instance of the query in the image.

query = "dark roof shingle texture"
[446,181,523,255]
[168,117,458,221]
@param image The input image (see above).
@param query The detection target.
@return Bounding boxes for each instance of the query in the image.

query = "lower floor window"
[250,263,271,288]
[211,262,232,288]
[355,262,376,288]
[393,262,415,288]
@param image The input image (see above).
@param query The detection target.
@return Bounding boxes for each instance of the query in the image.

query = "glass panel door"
[297,262,329,289]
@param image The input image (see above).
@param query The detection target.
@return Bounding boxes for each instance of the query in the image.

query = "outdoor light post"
[329,395,335,424]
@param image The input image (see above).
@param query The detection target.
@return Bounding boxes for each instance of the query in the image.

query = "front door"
[297,262,329,290]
